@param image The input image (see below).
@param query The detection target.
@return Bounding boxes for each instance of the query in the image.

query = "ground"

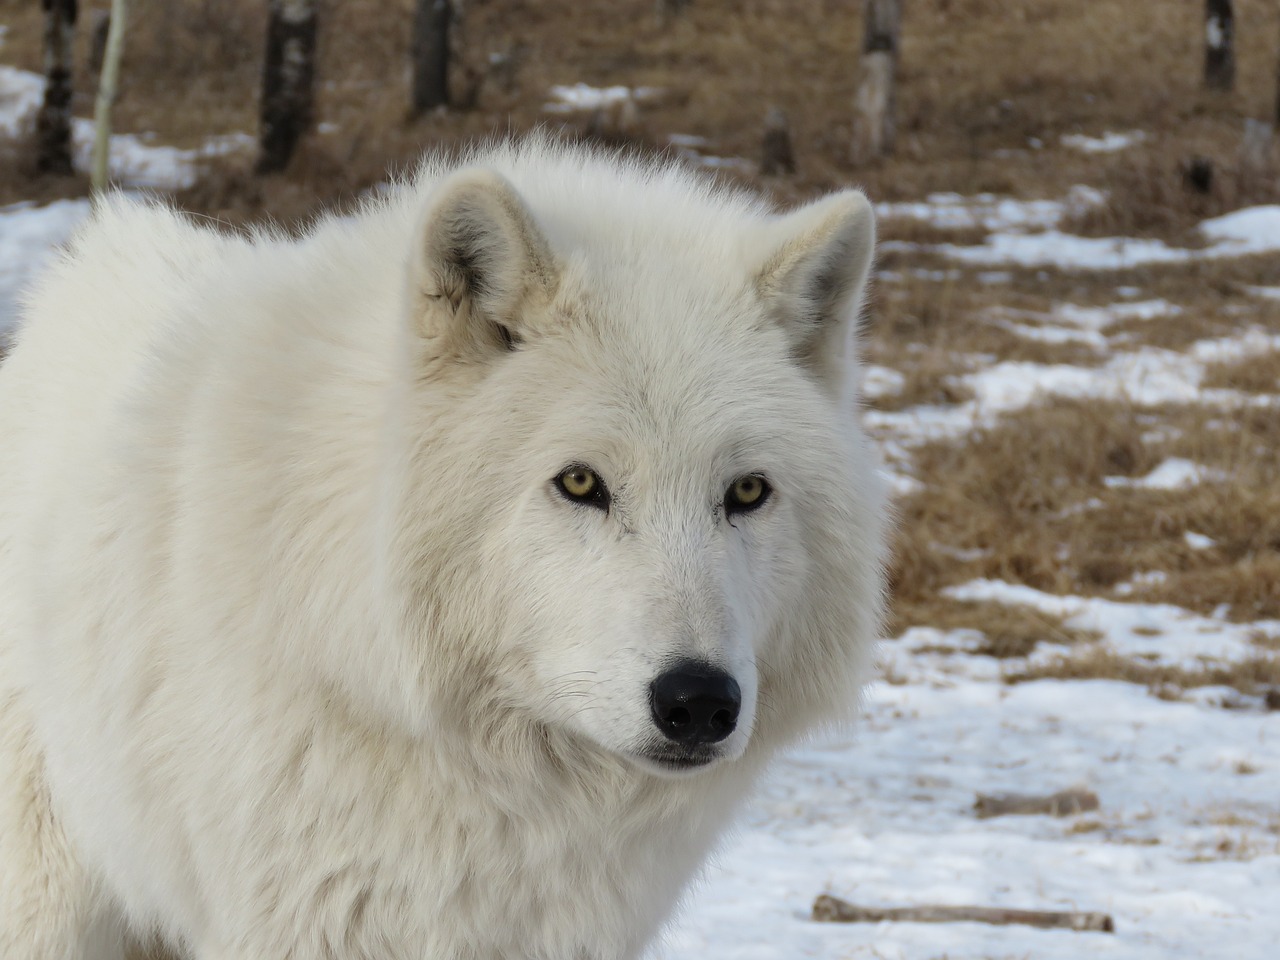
[1,1,1278,957]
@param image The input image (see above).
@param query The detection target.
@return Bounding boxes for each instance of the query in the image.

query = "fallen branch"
[974,787,1099,819]
[813,894,1114,933]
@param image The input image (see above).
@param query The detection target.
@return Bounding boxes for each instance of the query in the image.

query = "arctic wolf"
[0,138,886,959]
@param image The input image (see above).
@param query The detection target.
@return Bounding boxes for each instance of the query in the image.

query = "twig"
[813,894,1115,932]
[974,787,1099,819]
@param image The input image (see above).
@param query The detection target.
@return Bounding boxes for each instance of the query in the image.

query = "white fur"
[0,138,887,960]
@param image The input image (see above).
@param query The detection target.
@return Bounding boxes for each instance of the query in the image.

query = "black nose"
[649,662,741,745]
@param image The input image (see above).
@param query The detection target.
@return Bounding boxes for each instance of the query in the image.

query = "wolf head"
[379,148,886,778]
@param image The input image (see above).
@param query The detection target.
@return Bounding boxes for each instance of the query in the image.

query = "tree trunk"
[91,0,128,200]
[851,0,900,163]
[1204,0,1234,91]
[36,0,77,175]
[1275,25,1280,126]
[257,0,318,174]
[760,107,795,176]
[411,0,452,115]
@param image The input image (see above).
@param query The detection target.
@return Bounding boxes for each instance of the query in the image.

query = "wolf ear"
[753,190,875,394]
[412,169,559,360]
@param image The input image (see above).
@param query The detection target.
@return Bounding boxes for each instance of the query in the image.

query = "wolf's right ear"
[411,169,559,360]
[753,190,875,398]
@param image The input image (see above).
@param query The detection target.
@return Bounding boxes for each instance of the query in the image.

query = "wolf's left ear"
[753,190,875,394]
[412,168,559,361]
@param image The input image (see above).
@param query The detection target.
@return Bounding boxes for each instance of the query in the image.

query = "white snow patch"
[1184,532,1216,550]
[875,186,1104,233]
[943,579,1263,666]
[1061,130,1147,153]
[0,199,92,338]
[1104,458,1228,491]
[543,83,660,112]
[0,64,44,138]
[867,327,1280,445]
[1,64,252,189]
[938,205,1280,269]
[861,364,906,399]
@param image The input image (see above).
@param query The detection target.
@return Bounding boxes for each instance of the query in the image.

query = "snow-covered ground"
[3,46,1278,959]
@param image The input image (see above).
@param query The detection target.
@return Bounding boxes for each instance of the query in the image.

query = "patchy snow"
[543,83,660,112]
[1185,532,1217,550]
[876,186,1105,233]
[0,64,44,138]
[1061,130,1147,153]
[942,579,1269,667]
[937,205,1280,269]
[0,199,91,340]
[1200,206,1280,255]
[860,364,906,399]
[866,327,1280,446]
[1,63,252,189]
[1104,458,1228,491]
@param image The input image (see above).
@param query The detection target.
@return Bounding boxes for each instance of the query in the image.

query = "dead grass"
[889,395,1280,639]
[898,598,1099,657]
[1202,348,1280,393]
[1063,131,1280,242]
[4,0,1280,220]
[1007,647,1280,697]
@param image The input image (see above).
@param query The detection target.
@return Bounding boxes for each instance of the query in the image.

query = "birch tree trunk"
[91,0,128,200]
[1204,0,1234,91]
[851,0,900,164]
[36,0,77,175]
[257,0,318,174]
[411,0,452,115]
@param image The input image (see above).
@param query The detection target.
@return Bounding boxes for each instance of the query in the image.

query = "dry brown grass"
[1202,347,1280,393]
[889,395,1280,640]
[3,0,1280,220]
[1007,646,1280,697]
[901,598,1099,657]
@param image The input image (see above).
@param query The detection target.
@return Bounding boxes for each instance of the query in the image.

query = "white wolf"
[0,138,886,959]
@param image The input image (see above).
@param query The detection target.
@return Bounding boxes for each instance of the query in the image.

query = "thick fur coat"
[0,139,887,959]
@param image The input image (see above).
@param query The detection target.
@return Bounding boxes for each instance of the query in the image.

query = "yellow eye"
[554,465,610,510]
[726,474,771,515]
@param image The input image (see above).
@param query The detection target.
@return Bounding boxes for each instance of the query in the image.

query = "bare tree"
[760,108,795,176]
[851,0,900,163]
[91,0,129,199]
[1204,0,1234,91]
[411,0,452,115]
[36,0,77,175]
[257,0,318,174]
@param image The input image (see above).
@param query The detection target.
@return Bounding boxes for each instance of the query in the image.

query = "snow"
[875,187,1280,268]
[1103,458,1228,491]
[658,671,1280,960]
[1061,130,1146,153]
[543,82,660,112]
[867,323,1280,447]
[876,186,1105,233]
[0,61,252,190]
[0,199,91,340]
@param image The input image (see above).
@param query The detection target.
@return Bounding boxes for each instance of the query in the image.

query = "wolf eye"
[554,465,610,511]
[725,474,771,515]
